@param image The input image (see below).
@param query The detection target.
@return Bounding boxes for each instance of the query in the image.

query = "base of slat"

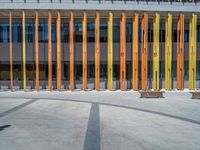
[139,91,165,98]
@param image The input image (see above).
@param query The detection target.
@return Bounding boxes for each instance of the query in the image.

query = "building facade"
[0,0,200,91]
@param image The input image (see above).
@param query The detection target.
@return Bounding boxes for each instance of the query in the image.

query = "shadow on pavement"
[0,125,11,131]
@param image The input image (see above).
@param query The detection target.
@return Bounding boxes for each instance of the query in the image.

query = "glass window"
[148,20,153,43]
[197,25,200,42]
[138,25,141,43]
[160,20,165,42]
[26,23,34,43]
[61,23,68,43]
[52,23,56,43]
[126,23,132,42]
[0,24,9,43]
[100,22,107,42]
[44,23,48,43]
[39,23,45,42]
[18,24,22,43]
[113,22,120,43]
[13,24,19,43]
[74,22,82,42]
[173,30,177,43]
[184,30,189,42]
[88,22,95,42]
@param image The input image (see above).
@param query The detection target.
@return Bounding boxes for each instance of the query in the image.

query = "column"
[9,12,13,91]
[120,12,126,91]
[189,13,197,90]
[48,11,52,91]
[165,13,172,90]
[141,13,148,91]
[35,11,39,91]
[107,11,113,90]
[153,13,160,91]
[177,13,184,90]
[82,11,87,91]
[69,11,74,91]
[22,11,26,91]
[132,13,139,91]
[95,11,100,91]
[56,11,61,91]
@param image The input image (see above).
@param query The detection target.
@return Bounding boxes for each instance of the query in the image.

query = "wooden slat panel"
[107,11,113,90]
[48,11,52,91]
[22,11,26,91]
[69,11,74,91]
[95,11,100,91]
[152,13,160,91]
[56,11,61,91]
[177,13,184,90]
[189,13,197,90]
[165,13,172,90]
[9,12,13,91]
[132,13,139,91]
[35,11,39,91]
[120,12,126,91]
[82,11,87,91]
[141,12,148,91]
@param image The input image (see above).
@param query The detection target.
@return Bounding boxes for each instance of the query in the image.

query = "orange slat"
[95,11,100,91]
[69,11,74,91]
[141,13,148,91]
[48,11,52,91]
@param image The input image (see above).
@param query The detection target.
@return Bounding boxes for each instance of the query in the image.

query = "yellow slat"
[153,13,160,90]
[165,13,172,90]
[22,11,26,91]
[107,11,113,90]
[189,13,197,90]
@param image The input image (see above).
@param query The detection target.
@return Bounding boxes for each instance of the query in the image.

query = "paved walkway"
[0,91,200,150]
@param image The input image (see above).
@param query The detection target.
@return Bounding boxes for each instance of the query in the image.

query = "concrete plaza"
[0,90,200,150]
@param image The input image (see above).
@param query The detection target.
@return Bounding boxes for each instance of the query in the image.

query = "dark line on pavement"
[0,99,37,117]
[84,103,100,150]
[0,97,200,125]
[0,125,11,131]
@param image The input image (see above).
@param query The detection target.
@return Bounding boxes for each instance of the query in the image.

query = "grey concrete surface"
[0,91,200,150]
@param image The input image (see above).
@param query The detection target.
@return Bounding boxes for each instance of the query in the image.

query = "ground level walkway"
[0,91,200,150]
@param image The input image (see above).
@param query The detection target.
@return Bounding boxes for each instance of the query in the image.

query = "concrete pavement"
[0,91,200,150]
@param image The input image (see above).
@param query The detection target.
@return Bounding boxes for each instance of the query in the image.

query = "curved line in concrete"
[0,96,200,125]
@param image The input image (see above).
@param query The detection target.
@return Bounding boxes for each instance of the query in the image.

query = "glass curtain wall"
[0,19,9,89]
[100,19,107,89]
[0,14,199,90]
[74,18,82,89]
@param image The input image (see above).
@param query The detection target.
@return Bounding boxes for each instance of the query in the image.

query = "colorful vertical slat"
[141,13,148,91]
[189,13,197,90]
[95,11,100,91]
[9,12,13,91]
[108,11,113,90]
[165,13,172,90]
[82,11,87,91]
[153,13,160,90]
[177,13,184,90]
[22,11,26,91]
[56,11,61,91]
[132,12,139,91]
[70,11,74,91]
[35,11,39,91]
[120,12,126,91]
[48,11,52,91]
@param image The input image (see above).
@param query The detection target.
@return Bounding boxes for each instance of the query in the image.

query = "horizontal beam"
[0,2,199,13]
